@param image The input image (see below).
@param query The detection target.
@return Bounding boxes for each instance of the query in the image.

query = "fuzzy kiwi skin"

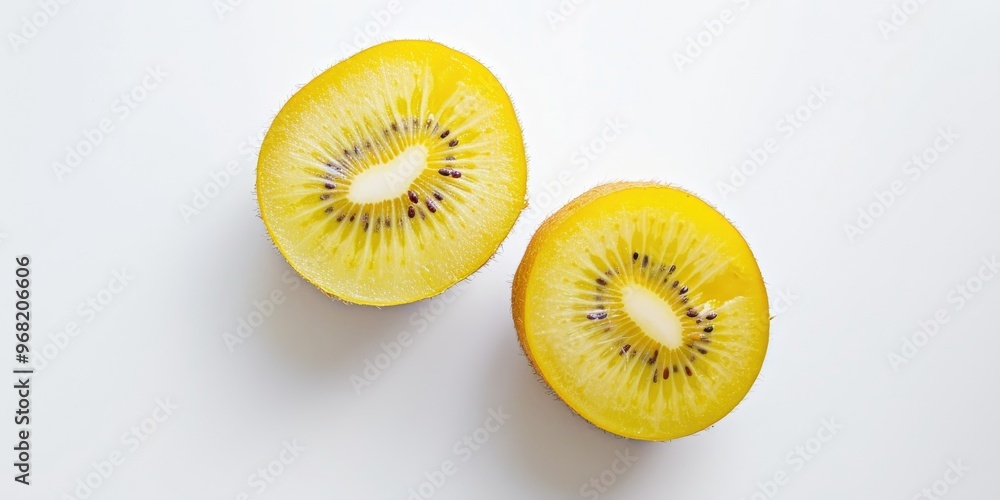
[511,181,768,441]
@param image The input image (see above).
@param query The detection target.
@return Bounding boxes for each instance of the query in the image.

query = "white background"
[1,0,999,498]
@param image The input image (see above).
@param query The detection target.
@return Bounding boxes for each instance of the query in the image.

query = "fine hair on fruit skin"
[512,182,769,441]
[257,40,528,306]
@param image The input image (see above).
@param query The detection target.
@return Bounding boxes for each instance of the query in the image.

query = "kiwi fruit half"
[258,40,527,306]
[512,182,769,441]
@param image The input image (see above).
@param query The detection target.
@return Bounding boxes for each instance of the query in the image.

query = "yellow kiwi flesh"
[258,40,527,306]
[513,182,769,441]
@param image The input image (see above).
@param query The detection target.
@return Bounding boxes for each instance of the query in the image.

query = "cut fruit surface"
[512,182,769,441]
[257,40,527,306]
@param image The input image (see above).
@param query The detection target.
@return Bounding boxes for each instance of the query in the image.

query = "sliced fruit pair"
[257,41,769,441]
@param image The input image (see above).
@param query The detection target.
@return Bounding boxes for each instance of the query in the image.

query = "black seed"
[426,200,437,213]
[425,118,433,128]
[433,191,443,201]
[384,218,391,227]
[685,366,693,376]
[672,281,679,288]
[324,207,333,214]
[679,286,689,294]
[391,122,399,132]
[696,319,702,324]
[686,308,698,318]
[412,118,419,128]
[596,277,607,286]
[440,129,450,139]
[621,344,631,355]
[653,371,658,383]
[706,312,717,320]
[682,297,690,304]
[349,214,356,222]
[632,252,639,260]
[439,168,452,176]
[365,141,372,149]
[449,139,459,147]
[450,170,462,178]
[336,214,345,222]
[663,367,670,380]
[586,311,608,320]
[354,146,360,155]
[698,347,708,355]
[703,325,714,333]
[647,350,658,365]
[642,255,649,268]
[669,264,676,274]
[343,149,350,156]
[324,182,335,189]
[319,194,331,200]
[445,155,455,161]
[673,365,679,373]
[407,206,415,218]
[408,190,419,203]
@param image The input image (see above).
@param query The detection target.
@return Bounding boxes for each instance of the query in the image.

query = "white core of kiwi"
[620,283,684,349]
[346,145,429,204]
